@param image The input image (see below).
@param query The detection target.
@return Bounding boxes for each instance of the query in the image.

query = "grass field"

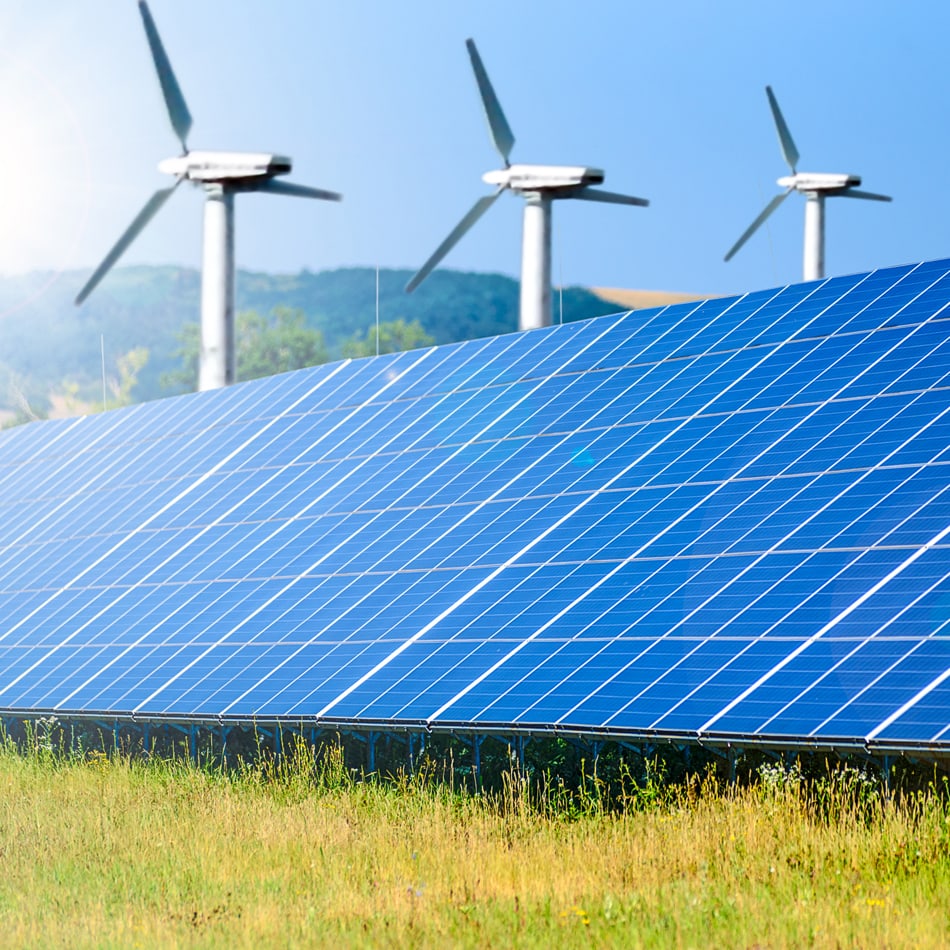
[0,736,948,948]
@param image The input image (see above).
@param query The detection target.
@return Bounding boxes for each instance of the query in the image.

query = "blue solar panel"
[1,258,949,753]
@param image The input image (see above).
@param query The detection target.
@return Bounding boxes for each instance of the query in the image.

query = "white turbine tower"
[76,0,341,391]
[406,38,648,332]
[725,85,891,282]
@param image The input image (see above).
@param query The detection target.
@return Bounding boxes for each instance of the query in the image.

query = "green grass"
[0,739,947,948]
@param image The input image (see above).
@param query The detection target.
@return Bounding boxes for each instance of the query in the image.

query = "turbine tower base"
[803,192,825,282]
[520,193,552,331]
[200,185,236,391]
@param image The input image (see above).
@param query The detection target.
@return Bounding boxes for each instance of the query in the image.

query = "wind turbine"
[725,85,891,282]
[406,38,649,332]
[76,0,341,391]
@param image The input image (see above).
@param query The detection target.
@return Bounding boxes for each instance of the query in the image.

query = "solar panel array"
[1,258,949,752]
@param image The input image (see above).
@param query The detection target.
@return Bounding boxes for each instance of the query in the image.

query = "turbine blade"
[571,187,649,208]
[405,189,503,293]
[138,0,193,151]
[75,185,178,305]
[839,188,893,203]
[466,39,515,165]
[765,85,799,174]
[724,189,792,262]
[250,179,342,201]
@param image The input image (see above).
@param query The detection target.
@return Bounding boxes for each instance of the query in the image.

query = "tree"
[1,370,46,428]
[342,319,435,358]
[162,307,329,391]
[39,346,150,419]
[108,347,149,408]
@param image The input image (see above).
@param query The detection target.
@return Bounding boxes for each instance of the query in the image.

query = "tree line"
[0,265,620,424]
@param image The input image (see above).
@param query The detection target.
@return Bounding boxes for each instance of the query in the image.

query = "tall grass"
[0,733,947,948]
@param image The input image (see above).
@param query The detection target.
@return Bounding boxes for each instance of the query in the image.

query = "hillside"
[0,266,697,422]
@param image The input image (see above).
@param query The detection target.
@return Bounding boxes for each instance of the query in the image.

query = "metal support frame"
[591,740,601,771]
[0,713,946,780]
[514,734,526,771]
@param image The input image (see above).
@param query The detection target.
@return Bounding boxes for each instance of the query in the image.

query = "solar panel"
[1,258,949,756]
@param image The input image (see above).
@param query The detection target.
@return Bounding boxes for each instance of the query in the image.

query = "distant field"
[1,741,948,948]
[591,287,708,311]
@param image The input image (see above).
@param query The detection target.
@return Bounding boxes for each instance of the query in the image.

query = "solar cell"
[0,259,949,755]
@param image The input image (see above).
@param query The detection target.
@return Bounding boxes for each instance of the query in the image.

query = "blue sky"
[1,1,947,299]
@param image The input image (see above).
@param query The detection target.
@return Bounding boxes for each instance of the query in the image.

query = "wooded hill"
[0,266,680,423]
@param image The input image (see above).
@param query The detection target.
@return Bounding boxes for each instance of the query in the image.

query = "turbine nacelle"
[482,164,605,192]
[157,151,292,183]
[777,172,861,194]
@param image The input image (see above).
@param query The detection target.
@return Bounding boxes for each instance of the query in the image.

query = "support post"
[520,193,552,331]
[200,184,236,390]
[367,732,377,774]
[473,735,482,790]
[189,724,197,764]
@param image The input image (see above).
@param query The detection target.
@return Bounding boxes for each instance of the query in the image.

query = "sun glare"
[0,56,91,284]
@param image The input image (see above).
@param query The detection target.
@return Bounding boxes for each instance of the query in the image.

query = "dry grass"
[0,744,947,948]
[590,287,709,311]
